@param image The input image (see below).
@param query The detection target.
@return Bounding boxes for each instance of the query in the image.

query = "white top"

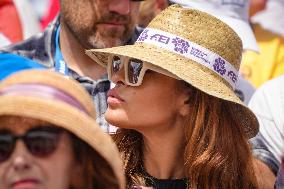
[249,76,284,164]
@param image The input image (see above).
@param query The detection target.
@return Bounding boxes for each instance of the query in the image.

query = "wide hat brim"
[0,70,125,189]
[86,7,259,139]
[87,44,258,138]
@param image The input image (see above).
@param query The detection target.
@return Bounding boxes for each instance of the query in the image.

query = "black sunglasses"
[0,126,63,162]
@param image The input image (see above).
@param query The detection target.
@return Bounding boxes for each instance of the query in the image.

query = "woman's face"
[0,116,79,189]
[106,69,190,131]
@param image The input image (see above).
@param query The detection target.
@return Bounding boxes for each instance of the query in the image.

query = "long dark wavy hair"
[70,133,121,189]
[113,82,259,189]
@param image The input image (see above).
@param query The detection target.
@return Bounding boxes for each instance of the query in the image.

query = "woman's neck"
[142,124,186,180]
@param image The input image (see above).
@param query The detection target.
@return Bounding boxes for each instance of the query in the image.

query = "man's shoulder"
[0,18,60,67]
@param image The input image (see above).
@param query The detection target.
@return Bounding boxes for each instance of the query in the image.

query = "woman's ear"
[177,84,192,117]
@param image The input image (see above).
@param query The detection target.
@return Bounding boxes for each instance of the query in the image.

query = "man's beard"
[67,12,133,49]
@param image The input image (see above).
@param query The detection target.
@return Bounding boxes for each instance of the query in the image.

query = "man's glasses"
[0,126,63,162]
[108,55,180,86]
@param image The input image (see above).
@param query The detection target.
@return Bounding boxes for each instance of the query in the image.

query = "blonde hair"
[113,82,258,189]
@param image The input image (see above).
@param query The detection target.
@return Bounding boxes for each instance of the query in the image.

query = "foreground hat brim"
[0,96,125,189]
[86,43,259,138]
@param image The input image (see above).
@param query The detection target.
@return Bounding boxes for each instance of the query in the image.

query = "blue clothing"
[0,53,45,80]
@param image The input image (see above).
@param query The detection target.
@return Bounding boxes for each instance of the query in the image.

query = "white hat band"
[137,28,239,89]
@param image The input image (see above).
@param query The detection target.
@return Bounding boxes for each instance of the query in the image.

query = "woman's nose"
[10,141,32,171]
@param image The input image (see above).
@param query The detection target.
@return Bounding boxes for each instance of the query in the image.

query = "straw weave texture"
[86,5,259,138]
[0,70,125,189]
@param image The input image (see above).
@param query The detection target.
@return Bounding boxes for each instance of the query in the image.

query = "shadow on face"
[0,115,123,189]
[0,115,81,189]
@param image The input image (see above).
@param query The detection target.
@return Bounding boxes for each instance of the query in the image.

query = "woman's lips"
[11,179,40,189]
[107,89,124,105]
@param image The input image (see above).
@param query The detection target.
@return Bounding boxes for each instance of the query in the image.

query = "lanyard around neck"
[54,26,69,75]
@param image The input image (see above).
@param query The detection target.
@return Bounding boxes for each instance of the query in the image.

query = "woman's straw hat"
[0,70,125,189]
[86,5,259,138]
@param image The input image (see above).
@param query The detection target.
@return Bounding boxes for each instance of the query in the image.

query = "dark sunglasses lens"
[128,59,143,84]
[0,132,14,162]
[25,128,61,157]
[111,56,122,74]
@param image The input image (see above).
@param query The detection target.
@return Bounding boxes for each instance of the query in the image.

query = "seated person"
[87,5,259,189]
[0,69,125,189]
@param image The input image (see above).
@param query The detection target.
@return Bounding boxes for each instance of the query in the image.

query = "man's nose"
[109,0,130,15]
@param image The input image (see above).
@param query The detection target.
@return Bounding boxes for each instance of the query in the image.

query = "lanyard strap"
[54,26,69,75]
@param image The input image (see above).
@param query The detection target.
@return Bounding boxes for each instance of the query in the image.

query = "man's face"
[61,0,141,49]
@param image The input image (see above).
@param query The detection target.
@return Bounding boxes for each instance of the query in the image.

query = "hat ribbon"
[137,28,239,89]
[0,83,89,115]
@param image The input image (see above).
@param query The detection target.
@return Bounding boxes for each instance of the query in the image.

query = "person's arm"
[253,158,276,189]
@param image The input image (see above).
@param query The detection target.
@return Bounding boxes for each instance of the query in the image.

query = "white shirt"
[249,76,284,165]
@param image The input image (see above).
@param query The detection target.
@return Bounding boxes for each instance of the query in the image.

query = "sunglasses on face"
[108,55,180,86]
[0,126,63,163]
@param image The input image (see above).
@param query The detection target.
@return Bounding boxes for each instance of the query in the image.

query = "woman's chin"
[105,111,125,128]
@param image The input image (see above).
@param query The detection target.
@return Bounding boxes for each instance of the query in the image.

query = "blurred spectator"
[29,0,60,30]
[40,0,60,29]
[249,76,284,189]
[276,161,284,188]
[0,0,142,133]
[0,0,41,46]
[0,69,125,189]
[138,0,168,27]
[249,0,268,17]
[28,0,49,19]
[241,0,284,88]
